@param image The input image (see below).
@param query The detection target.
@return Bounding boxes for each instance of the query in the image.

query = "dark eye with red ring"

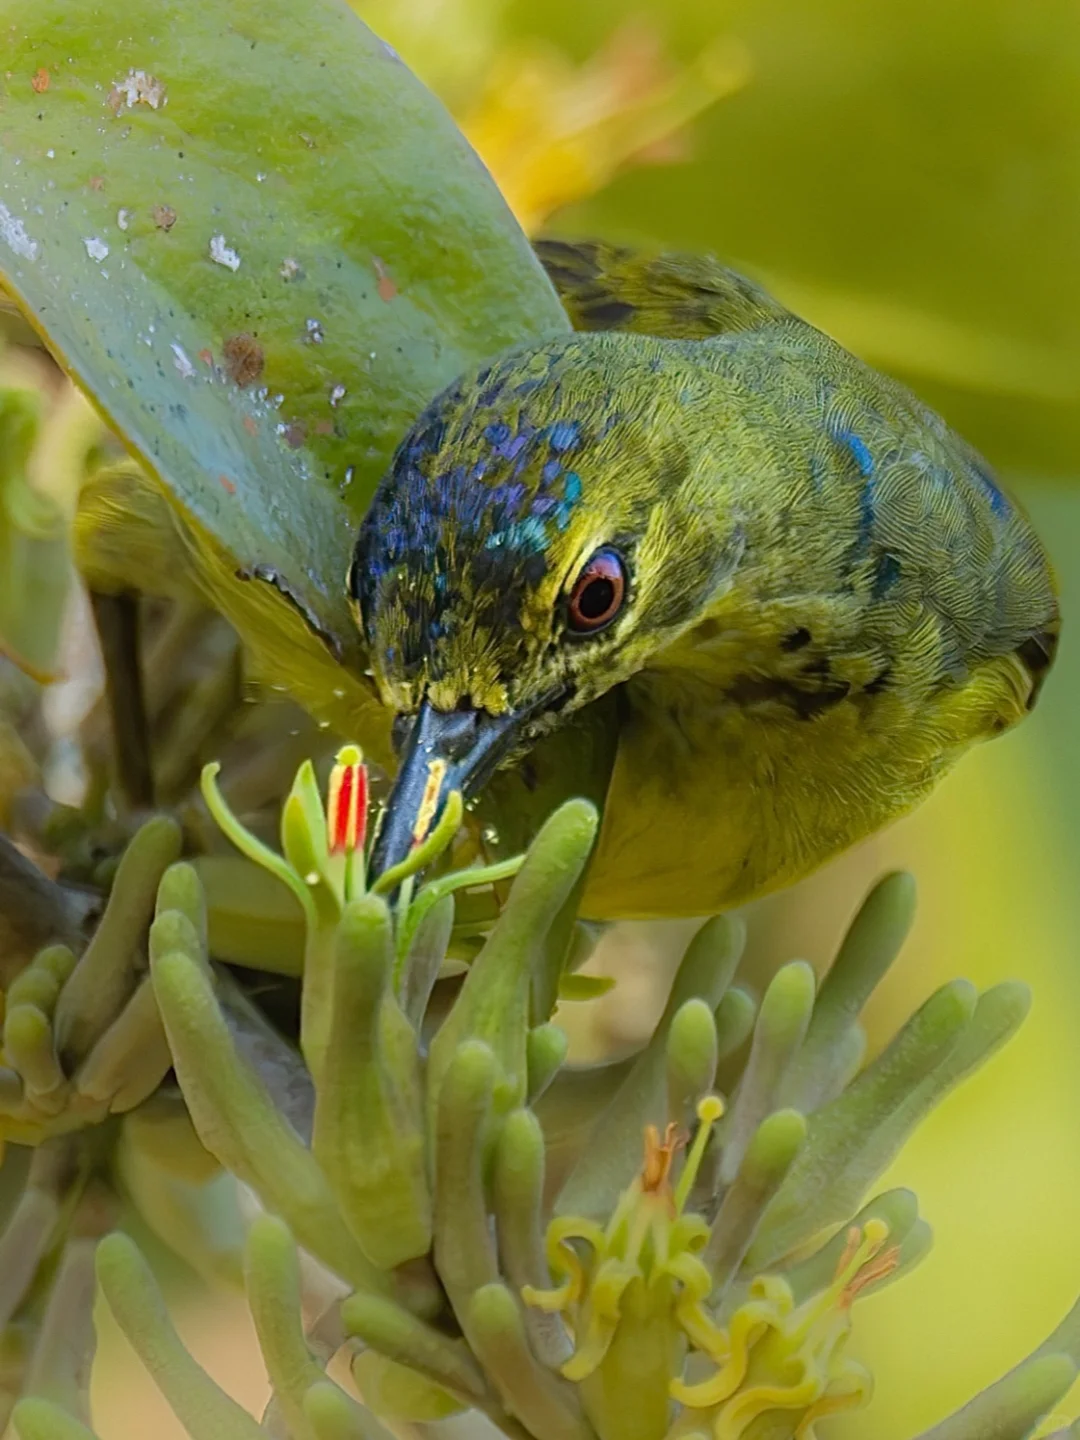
[567,547,627,635]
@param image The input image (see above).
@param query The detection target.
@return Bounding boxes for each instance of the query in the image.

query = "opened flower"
[526,1095,897,1440]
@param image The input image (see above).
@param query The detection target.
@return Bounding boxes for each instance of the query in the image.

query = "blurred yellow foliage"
[458,23,750,234]
[353,0,748,234]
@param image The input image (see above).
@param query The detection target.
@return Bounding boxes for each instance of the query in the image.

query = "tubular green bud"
[919,982,1031,1099]
[154,862,208,956]
[73,978,170,1114]
[244,1215,324,1440]
[280,760,331,886]
[3,1006,63,1110]
[527,1023,569,1104]
[718,961,815,1187]
[782,871,916,1113]
[148,908,206,972]
[29,946,77,992]
[426,800,598,1146]
[704,1107,807,1295]
[10,1398,101,1440]
[150,944,386,1295]
[493,1107,572,1369]
[433,1041,500,1322]
[351,1351,465,1424]
[6,964,62,1019]
[914,1354,1077,1440]
[666,998,719,1132]
[468,1283,592,1440]
[396,892,454,1029]
[95,1233,267,1440]
[54,815,181,1064]
[312,897,431,1269]
[304,1378,398,1440]
[556,913,744,1222]
[748,978,978,1268]
[341,1292,487,1404]
[713,986,756,1062]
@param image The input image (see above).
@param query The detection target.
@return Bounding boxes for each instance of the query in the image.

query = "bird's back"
[694,317,1057,708]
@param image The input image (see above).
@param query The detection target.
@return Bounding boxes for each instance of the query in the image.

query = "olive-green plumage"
[354,241,1059,919]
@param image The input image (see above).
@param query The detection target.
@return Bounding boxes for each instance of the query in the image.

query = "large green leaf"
[0,0,568,744]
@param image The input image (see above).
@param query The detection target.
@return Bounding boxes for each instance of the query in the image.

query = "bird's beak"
[368,697,523,881]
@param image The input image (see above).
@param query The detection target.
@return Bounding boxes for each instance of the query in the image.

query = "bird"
[347,238,1059,921]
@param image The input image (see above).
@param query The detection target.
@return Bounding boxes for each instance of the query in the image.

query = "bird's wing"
[703,324,1060,718]
[535,238,790,341]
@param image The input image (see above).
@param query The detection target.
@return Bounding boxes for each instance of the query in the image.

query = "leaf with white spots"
[208,234,241,271]
[0,0,567,738]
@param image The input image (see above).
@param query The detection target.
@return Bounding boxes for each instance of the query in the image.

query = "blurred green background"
[15,0,1080,1434]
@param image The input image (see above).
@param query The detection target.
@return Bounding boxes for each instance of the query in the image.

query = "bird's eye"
[567,547,627,635]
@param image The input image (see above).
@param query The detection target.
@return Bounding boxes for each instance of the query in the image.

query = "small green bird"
[355,241,1059,919]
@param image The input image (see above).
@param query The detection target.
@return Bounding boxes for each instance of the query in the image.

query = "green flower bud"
[312,897,431,1268]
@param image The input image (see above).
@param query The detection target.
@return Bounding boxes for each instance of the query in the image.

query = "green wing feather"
[534,237,789,340]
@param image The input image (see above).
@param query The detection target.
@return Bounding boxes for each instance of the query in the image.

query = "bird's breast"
[577,642,1033,920]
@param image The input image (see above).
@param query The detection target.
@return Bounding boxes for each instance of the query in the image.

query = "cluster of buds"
[1,748,1079,1440]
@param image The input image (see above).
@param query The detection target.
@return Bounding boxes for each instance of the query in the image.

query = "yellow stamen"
[412,757,448,847]
[674,1093,724,1214]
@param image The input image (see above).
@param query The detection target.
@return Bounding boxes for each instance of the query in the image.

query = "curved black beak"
[368,698,524,881]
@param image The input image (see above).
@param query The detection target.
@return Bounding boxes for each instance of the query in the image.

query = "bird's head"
[350,332,743,876]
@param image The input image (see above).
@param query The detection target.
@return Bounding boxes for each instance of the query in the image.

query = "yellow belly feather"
[582,650,1031,921]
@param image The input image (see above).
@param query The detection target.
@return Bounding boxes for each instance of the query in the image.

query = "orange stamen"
[842,1247,901,1309]
[642,1121,686,1192]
